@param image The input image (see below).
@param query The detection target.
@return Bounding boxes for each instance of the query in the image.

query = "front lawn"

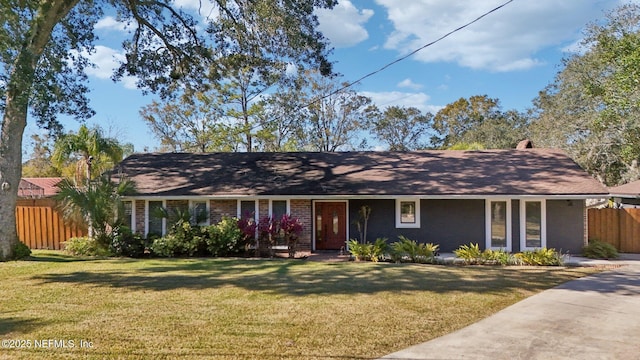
[1,251,596,359]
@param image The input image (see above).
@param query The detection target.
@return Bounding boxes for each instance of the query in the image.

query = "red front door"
[315,202,347,250]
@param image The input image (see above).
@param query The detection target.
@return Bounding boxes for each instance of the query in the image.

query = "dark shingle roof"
[609,179,640,197]
[112,150,608,197]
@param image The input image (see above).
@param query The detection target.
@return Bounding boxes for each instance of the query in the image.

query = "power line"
[305,0,515,108]
[248,0,515,132]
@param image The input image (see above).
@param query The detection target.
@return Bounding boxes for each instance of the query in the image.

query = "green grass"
[1,251,597,359]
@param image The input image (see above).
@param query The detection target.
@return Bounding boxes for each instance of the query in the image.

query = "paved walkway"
[379,254,640,360]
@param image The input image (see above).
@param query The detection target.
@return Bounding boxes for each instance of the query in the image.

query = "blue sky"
[24,0,631,154]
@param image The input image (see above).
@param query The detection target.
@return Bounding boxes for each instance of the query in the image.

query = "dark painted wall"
[349,199,485,252]
[348,198,587,254]
[511,200,521,253]
[547,199,585,254]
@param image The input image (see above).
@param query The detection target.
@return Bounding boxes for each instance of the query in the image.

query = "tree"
[530,4,640,185]
[303,73,371,151]
[254,76,313,151]
[0,0,336,259]
[22,134,62,177]
[366,106,433,151]
[55,176,135,248]
[432,95,529,149]
[51,125,126,186]
[140,91,230,152]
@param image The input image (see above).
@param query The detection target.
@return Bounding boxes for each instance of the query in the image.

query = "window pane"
[193,201,208,225]
[400,201,416,223]
[525,202,542,248]
[491,201,507,248]
[148,201,163,236]
[240,201,256,219]
[272,200,287,220]
[316,213,323,243]
[122,201,133,229]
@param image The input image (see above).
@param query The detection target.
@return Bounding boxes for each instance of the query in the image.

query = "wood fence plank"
[16,205,88,250]
[625,209,640,252]
[44,207,52,249]
[588,208,640,252]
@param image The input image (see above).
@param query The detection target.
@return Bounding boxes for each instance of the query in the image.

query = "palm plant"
[52,125,126,186]
[55,176,136,247]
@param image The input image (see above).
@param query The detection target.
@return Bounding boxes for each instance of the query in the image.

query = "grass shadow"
[0,317,50,336]
[30,258,591,296]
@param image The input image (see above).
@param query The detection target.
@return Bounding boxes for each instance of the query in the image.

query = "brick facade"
[259,199,269,219]
[290,199,312,255]
[135,200,145,235]
[210,200,237,224]
[131,198,315,257]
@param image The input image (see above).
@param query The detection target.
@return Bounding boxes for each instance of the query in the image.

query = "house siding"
[547,199,585,254]
[424,199,485,252]
[511,199,521,253]
[348,199,485,252]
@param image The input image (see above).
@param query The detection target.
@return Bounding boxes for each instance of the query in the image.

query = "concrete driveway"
[380,258,640,360]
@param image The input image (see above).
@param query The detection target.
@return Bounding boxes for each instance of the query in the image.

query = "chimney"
[516,139,533,149]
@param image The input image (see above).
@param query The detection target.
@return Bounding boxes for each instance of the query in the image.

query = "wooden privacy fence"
[588,208,640,253]
[16,206,87,250]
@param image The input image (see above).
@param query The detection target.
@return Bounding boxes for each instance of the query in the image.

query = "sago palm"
[55,176,136,247]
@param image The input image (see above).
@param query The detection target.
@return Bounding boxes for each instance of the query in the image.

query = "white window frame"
[122,200,136,233]
[269,199,290,219]
[520,199,547,251]
[485,199,512,252]
[395,198,421,228]
[146,200,166,237]
[190,200,210,226]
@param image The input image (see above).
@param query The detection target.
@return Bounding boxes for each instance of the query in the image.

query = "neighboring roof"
[609,179,640,198]
[112,149,609,198]
[18,177,63,198]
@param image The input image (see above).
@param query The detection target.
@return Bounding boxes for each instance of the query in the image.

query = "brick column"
[290,199,312,256]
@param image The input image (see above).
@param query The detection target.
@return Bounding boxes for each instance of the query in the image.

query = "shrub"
[11,242,32,260]
[348,238,388,262]
[205,217,244,256]
[583,240,618,259]
[150,236,181,257]
[280,214,303,258]
[238,215,257,254]
[150,220,205,257]
[391,236,439,263]
[515,248,563,266]
[453,243,483,264]
[63,237,111,257]
[481,249,516,266]
[110,226,146,258]
[257,216,280,257]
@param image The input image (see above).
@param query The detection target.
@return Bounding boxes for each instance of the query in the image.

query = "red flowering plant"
[257,216,280,257]
[279,214,303,258]
[237,212,257,255]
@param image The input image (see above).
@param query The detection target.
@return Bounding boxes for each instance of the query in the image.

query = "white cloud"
[95,16,129,32]
[361,91,441,114]
[317,1,374,48]
[172,0,220,21]
[83,46,137,89]
[375,0,618,72]
[397,78,423,90]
